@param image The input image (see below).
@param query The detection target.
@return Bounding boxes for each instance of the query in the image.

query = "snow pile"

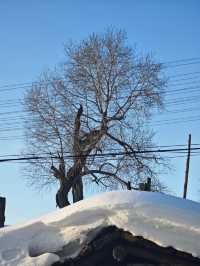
[0,190,200,265]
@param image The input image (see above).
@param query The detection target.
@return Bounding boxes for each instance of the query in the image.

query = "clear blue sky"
[0,0,200,225]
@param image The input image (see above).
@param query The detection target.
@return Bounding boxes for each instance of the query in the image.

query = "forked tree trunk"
[55,163,84,208]
[72,177,83,203]
[56,177,83,208]
[54,104,103,208]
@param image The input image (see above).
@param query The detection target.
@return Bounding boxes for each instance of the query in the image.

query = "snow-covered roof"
[0,190,200,266]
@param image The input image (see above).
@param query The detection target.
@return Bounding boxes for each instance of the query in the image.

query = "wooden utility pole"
[183,134,191,199]
[0,197,6,227]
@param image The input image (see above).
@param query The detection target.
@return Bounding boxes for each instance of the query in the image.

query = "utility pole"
[183,134,191,199]
[0,197,6,227]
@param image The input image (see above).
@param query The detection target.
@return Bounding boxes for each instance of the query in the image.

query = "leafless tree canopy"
[24,29,167,207]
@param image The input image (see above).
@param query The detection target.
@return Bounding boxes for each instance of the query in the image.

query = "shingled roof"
[52,226,200,266]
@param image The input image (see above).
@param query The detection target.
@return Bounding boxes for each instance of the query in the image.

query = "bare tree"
[23,29,167,207]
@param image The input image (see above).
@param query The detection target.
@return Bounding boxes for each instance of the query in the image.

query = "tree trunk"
[54,153,85,208]
[56,179,70,208]
[72,177,83,203]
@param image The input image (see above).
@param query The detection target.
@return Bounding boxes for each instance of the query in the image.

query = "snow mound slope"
[0,190,200,265]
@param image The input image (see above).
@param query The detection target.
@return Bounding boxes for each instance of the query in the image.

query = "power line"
[151,114,200,125]
[165,61,200,68]
[163,57,200,65]
[161,107,200,115]
[0,146,200,163]
[169,71,200,78]
[0,74,200,114]
[1,82,200,111]
[151,117,200,127]
[0,58,200,92]
[0,68,200,132]
[0,143,199,158]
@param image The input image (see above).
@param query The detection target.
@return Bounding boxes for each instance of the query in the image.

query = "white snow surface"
[0,190,200,265]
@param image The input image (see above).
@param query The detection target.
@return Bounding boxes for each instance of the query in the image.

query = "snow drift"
[0,190,200,265]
